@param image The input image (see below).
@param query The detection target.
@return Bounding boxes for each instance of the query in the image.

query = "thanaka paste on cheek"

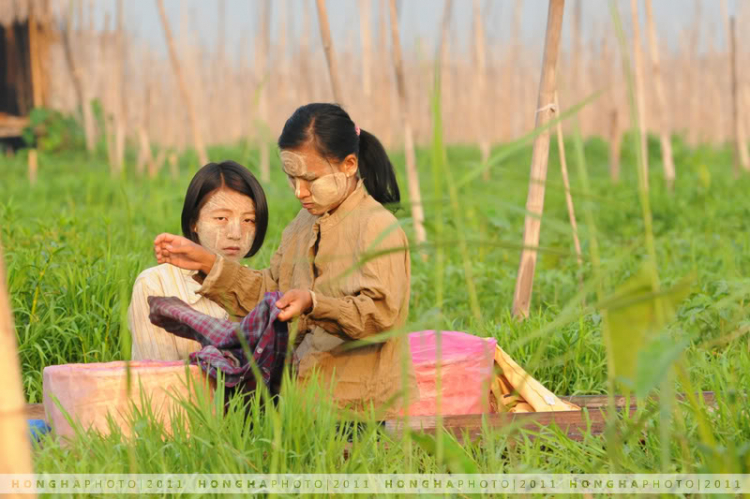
[194,189,256,261]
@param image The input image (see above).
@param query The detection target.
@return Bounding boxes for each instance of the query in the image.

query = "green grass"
[2,134,750,486]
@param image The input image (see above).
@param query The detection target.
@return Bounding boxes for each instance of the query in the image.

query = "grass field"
[2,133,749,480]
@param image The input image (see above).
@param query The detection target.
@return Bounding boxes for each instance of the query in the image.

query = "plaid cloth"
[147,291,287,390]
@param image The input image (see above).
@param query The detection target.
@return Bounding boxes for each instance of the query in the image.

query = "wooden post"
[61,4,88,151]
[359,0,373,101]
[388,0,427,247]
[377,0,393,147]
[644,0,676,190]
[257,0,271,183]
[554,92,583,287]
[28,149,38,185]
[113,0,126,173]
[439,0,453,138]
[28,12,44,108]
[508,0,523,139]
[156,0,209,166]
[69,3,97,154]
[730,17,750,175]
[472,0,490,175]
[511,0,565,319]
[0,241,36,494]
[630,0,649,192]
[315,0,345,105]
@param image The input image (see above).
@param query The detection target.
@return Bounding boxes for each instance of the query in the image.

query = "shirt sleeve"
[195,245,282,319]
[304,223,410,340]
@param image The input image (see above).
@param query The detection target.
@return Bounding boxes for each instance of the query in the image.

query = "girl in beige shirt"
[152,104,415,417]
[128,161,268,361]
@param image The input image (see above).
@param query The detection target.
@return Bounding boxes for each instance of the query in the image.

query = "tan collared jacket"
[195,182,416,417]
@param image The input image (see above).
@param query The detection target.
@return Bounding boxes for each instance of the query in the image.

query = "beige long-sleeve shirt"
[128,264,229,360]
[195,181,416,417]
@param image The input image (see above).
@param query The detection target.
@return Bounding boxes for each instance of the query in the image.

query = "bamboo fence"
[33,0,749,162]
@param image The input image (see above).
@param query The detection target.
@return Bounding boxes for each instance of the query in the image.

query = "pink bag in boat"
[404,331,497,416]
[43,361,212,440]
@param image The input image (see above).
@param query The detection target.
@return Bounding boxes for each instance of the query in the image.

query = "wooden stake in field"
[472,0,490,174]
[511,0,565,319]
[257,0,272,183]
[61,3,96,154]
[554,92,583,291]
[729,17,750,176]
[315,0,345,105]
[358,0,373,101]
[0,241,36,494]
[630,0,649,192]
[438,0,453,137]
[388,0,427,248]
[156,0,208,167]
[28,149,38,185]
[113,0,127,173]
[644,0,676,191]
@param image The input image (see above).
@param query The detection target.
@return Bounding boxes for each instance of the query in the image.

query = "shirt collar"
[316,180,367,230]
[180,267,204,305]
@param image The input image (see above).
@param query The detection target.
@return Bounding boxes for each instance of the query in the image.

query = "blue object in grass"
[29,419,51,441]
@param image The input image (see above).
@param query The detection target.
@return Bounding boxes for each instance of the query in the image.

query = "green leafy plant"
[21,107,85,153]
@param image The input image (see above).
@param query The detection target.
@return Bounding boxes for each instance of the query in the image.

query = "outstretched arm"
[153,232,280,318]
[154,233,216,274]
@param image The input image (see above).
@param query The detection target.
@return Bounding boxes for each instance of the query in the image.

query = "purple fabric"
[147,291,287,389]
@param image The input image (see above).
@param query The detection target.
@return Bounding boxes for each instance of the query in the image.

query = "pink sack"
[405,331,497,416]
[43,361,212,440]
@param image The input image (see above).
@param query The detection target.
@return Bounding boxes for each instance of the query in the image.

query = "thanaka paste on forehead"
[280,150,307,177]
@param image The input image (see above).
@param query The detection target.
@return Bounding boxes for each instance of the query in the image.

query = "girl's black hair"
[277,103,400,207]
[181,161,268,258]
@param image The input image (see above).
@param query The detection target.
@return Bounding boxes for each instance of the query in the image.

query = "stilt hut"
[0,0,59,138]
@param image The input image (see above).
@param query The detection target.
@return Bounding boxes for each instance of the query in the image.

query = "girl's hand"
[275,289,313,322]
[154,233,216,274]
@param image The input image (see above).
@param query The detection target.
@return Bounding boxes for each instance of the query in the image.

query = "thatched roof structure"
[0,0,65,28]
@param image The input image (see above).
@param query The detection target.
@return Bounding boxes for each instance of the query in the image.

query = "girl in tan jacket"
[153,104,414,417]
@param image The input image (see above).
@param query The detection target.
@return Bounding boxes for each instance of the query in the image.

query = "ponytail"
[278,103,401,210]
[358,129,401,208]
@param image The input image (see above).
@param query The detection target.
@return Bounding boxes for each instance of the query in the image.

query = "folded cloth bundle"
[148,291,287,391]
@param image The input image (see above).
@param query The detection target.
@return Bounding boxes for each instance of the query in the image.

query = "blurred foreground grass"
[1,136,749,477]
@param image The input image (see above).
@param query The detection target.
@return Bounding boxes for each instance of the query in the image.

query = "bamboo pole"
[299,0,313,104]
[156,0,208,166]
[630,0,649,192]
[113,0,126,173]
[359,0,373,101]
[257,0,271,183]
[377,0,393,148]
[315,0,345,105]
[472,0,490,174]
[388,0,427,248]
[511,0,565,319]
[439,0,453,135]
[0,241,36,495]
[102,13,118,172]
[554,92,583,290]
[508,0,523,139]
[687,0,701,146]
[28,12,43,108]
[730,17,749,176]
[644,0,676,191]
[61,2,97,154]
[28,149,38,185]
